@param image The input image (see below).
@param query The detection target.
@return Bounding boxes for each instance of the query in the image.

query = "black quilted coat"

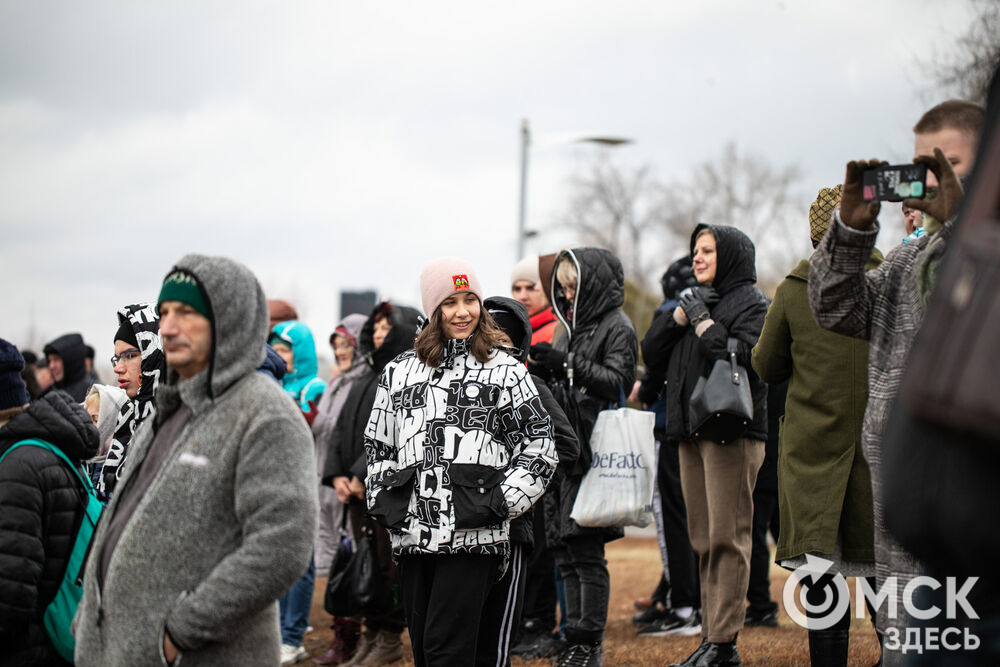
[545,247,638,543]
[641,224,769,443]
[483,296,581,549]
[0,390,99,667]
[321,302,423,485]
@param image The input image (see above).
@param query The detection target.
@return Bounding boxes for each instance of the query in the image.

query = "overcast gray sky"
[0,0,976,377]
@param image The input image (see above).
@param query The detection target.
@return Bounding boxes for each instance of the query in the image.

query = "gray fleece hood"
[158,254,268,411]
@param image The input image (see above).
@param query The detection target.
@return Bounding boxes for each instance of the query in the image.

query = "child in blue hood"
[269,320,327,413]
[269,319,326,663]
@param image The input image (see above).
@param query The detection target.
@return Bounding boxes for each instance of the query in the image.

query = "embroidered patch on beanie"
[420,257,484,315]
[157,269,209,318]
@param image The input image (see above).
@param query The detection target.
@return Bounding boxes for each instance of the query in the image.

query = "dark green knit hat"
[157,269,209,318]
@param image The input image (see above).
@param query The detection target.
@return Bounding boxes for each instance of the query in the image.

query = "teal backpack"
[0,438,103,662]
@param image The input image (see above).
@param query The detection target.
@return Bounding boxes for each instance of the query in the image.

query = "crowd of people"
[1,82,998,667]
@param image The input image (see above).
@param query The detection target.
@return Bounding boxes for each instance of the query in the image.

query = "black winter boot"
[669,639,709,667]
[808,629,849,667]
[689,640,741,667]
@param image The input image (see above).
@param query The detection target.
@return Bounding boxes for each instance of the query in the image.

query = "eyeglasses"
[111,349,142,366]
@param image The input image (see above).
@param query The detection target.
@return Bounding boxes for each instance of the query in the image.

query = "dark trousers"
[747,487,780,614]
[399,553,502,667]
[551,535,609,644]
[521,505,557,632]
[477,544,527,667]
[658,436,700,609]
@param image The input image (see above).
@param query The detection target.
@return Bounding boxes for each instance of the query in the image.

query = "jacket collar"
[530,307,556,332]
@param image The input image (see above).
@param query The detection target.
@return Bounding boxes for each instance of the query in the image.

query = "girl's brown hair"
[414,299,512,368]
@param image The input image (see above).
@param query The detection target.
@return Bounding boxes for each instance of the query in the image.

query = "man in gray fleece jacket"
[73,254,318,667]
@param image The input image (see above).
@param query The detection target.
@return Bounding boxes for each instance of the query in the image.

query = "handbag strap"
[727,338,742,385]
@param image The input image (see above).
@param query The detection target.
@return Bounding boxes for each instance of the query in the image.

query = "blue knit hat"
[0,338,29,412]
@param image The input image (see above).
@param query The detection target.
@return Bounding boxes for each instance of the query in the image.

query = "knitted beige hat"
[809,184,842,245]
[510,255,541,288]
[420,257,484,316]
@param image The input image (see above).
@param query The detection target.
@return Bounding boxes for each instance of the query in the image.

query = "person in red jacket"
[511,255,558,345]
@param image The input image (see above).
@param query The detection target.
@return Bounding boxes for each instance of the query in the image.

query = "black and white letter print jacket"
[364,339,557,562]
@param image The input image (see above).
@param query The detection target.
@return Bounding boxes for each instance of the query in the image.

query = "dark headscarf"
[690,223,758,295]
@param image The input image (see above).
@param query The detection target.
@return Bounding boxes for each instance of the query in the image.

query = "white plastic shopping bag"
[570,395,656,528]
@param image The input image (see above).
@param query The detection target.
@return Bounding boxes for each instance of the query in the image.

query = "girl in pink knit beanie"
[416,256,508,367]
[362,256,559,665]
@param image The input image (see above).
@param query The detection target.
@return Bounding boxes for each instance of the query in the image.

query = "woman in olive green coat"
[751,185,881,666]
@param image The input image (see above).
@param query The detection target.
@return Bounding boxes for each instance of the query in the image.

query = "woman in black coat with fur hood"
[641,224,768,667]
[531,247,638,667]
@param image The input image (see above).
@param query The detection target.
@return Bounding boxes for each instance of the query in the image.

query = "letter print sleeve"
[364,364,400,512]
[498,366,558,519]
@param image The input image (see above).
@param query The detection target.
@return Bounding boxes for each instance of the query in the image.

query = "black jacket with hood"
[320,302,423,486]
[0,390,99,667]
[545,247,638,543]
[549,247,638,471]
[641,224,769,442]
[42,334,92,403]
[484,296,580,548]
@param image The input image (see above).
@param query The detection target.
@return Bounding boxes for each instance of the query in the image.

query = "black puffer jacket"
[0,390,99,667]
[42,334,91,403]
[483,296,581,548]
[545,247,638,543]
[321,302,423,485]
[642,224,769,442]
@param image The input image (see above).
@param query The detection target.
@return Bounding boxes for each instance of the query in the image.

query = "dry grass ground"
[299,537,881,666]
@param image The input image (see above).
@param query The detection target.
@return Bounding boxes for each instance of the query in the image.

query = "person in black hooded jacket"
[42,333,93,402]
[481,296,580,667]
[641,224,768,667]
[531,247,638,667]
[320,300,423,666]
[0,339,100,667]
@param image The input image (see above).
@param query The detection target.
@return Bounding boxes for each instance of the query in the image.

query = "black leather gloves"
[530,342,567,374]
[678,287,715,326]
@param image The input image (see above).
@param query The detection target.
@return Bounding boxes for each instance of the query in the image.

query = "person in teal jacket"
[269,319,327,663]
[270,320,327,413]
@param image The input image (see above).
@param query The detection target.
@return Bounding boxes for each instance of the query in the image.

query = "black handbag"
[687,338,753,444]
[324,511,393,617]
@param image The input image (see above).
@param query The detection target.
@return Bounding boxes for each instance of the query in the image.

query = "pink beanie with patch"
[420,257,484,316]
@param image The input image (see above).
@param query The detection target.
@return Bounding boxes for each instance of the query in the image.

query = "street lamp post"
[517,118,632,261]
[518,119,532,261]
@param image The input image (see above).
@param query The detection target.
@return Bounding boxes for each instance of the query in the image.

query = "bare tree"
[556,143,809,298]
[557,153,667,291]
[660,142,809,291]
[925,0,1000,105]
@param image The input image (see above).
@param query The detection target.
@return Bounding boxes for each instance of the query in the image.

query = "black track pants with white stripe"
[476,543,527,667]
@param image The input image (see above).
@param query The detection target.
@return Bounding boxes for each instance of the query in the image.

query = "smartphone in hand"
[862,163,927,202]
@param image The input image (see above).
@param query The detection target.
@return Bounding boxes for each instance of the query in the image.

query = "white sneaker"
[280,643,308,666]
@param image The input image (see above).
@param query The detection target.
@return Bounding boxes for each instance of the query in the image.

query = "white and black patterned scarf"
[97,303,165,500]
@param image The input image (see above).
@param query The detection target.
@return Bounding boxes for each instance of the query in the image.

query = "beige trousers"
[678,437,765,643]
